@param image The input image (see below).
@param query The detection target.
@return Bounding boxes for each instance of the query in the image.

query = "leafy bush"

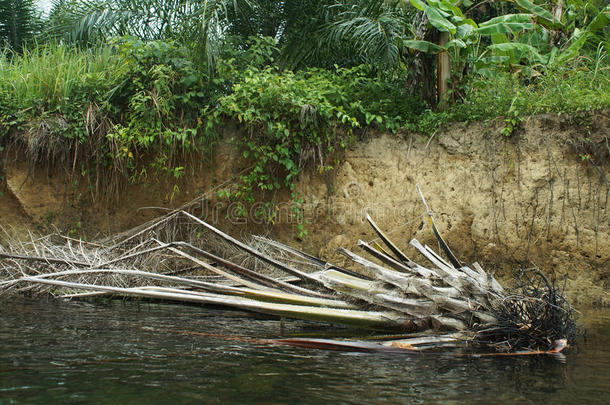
[104,38,216,180]
[214,64,358,224]
[212,38,421,226]
[0,39,219,202]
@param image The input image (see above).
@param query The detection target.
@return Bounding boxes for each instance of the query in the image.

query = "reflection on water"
[1,298,609,404]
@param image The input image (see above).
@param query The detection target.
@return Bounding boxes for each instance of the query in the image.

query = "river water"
[1,297,609,404]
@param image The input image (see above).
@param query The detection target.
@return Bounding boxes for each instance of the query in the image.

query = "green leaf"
[487,42,547,64]
[480,55,512,64]
[514,0,553,21]
[546,46,559,66]
[424,5,457,34]
[409,0,426,11]
[476,22,535,35]
[513,0,562,29]
[477,13,534,35]
[491,33,509,44]
[479,14,533,27]
[456,21,476,39]
[446,39,466,48]
[428,0,463,17]
[586,5,610,33]
[403,40,444,54]
[551,33,590,67]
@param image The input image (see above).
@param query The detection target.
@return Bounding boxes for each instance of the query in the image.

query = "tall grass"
[0,40,217,206]
[435,53,610,130]
[0,43,127,113]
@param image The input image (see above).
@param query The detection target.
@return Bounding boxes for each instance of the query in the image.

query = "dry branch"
[0,191,579,351]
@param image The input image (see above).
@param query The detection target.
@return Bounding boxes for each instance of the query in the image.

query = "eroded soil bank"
[1,112,608,306]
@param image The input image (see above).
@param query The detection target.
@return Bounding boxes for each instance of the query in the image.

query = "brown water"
[1,297,609,404]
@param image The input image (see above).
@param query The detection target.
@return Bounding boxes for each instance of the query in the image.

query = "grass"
[0,43,127,114]
[0,41,213,206]
[405,57,610,135]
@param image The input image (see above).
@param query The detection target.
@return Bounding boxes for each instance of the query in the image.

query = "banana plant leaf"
[426,0,464,17]
[513,0,563,30]
[456,21,476,38]
[446,38,467,48]
[476,13,535,35]
[403,39,444,54]
[479,13,533,27]
[550,33,590,67]
[409,0,427,11]
[487,42,548,64]
[424,4,457,34]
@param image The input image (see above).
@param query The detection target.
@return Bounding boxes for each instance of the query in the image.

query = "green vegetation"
[0,0,608,219]
[212,38,415,219]
[0,0,39,51]
[0,39,215,201]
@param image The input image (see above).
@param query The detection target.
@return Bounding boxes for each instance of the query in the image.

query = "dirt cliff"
[1,111,608,306]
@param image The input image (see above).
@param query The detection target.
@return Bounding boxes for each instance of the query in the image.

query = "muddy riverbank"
[1,111,608,306]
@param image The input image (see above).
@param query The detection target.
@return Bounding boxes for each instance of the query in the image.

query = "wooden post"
[437,31,450,109]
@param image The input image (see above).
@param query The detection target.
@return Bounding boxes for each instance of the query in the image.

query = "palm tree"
[322,1,441,104]
[0,0,38,51]
[42,0,261,71]
[44,0,197,44]
[326,1,411,68]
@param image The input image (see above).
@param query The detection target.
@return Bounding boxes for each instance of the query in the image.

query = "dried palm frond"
[0,189,579,351]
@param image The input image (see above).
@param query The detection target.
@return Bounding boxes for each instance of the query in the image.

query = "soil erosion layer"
[1,111,608,307]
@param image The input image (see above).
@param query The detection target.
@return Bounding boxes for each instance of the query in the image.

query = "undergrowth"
[210,39,420,227]
[408,58,610,135]
[0,36,608,225]
[0,40,217,204]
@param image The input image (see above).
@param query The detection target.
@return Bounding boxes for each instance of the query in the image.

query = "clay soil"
[1,111,608,307]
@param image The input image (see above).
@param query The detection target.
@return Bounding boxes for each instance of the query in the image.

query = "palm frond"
[324,0,411,68]
[44,0,206,45]
[0,0,39,51]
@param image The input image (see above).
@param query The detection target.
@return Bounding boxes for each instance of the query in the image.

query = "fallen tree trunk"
[0,190,579,351]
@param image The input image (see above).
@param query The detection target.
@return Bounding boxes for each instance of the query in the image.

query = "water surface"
[1,298,609,404]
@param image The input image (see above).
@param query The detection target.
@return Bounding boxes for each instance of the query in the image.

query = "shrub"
[0,39,218,203]
[212,38,421,227]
